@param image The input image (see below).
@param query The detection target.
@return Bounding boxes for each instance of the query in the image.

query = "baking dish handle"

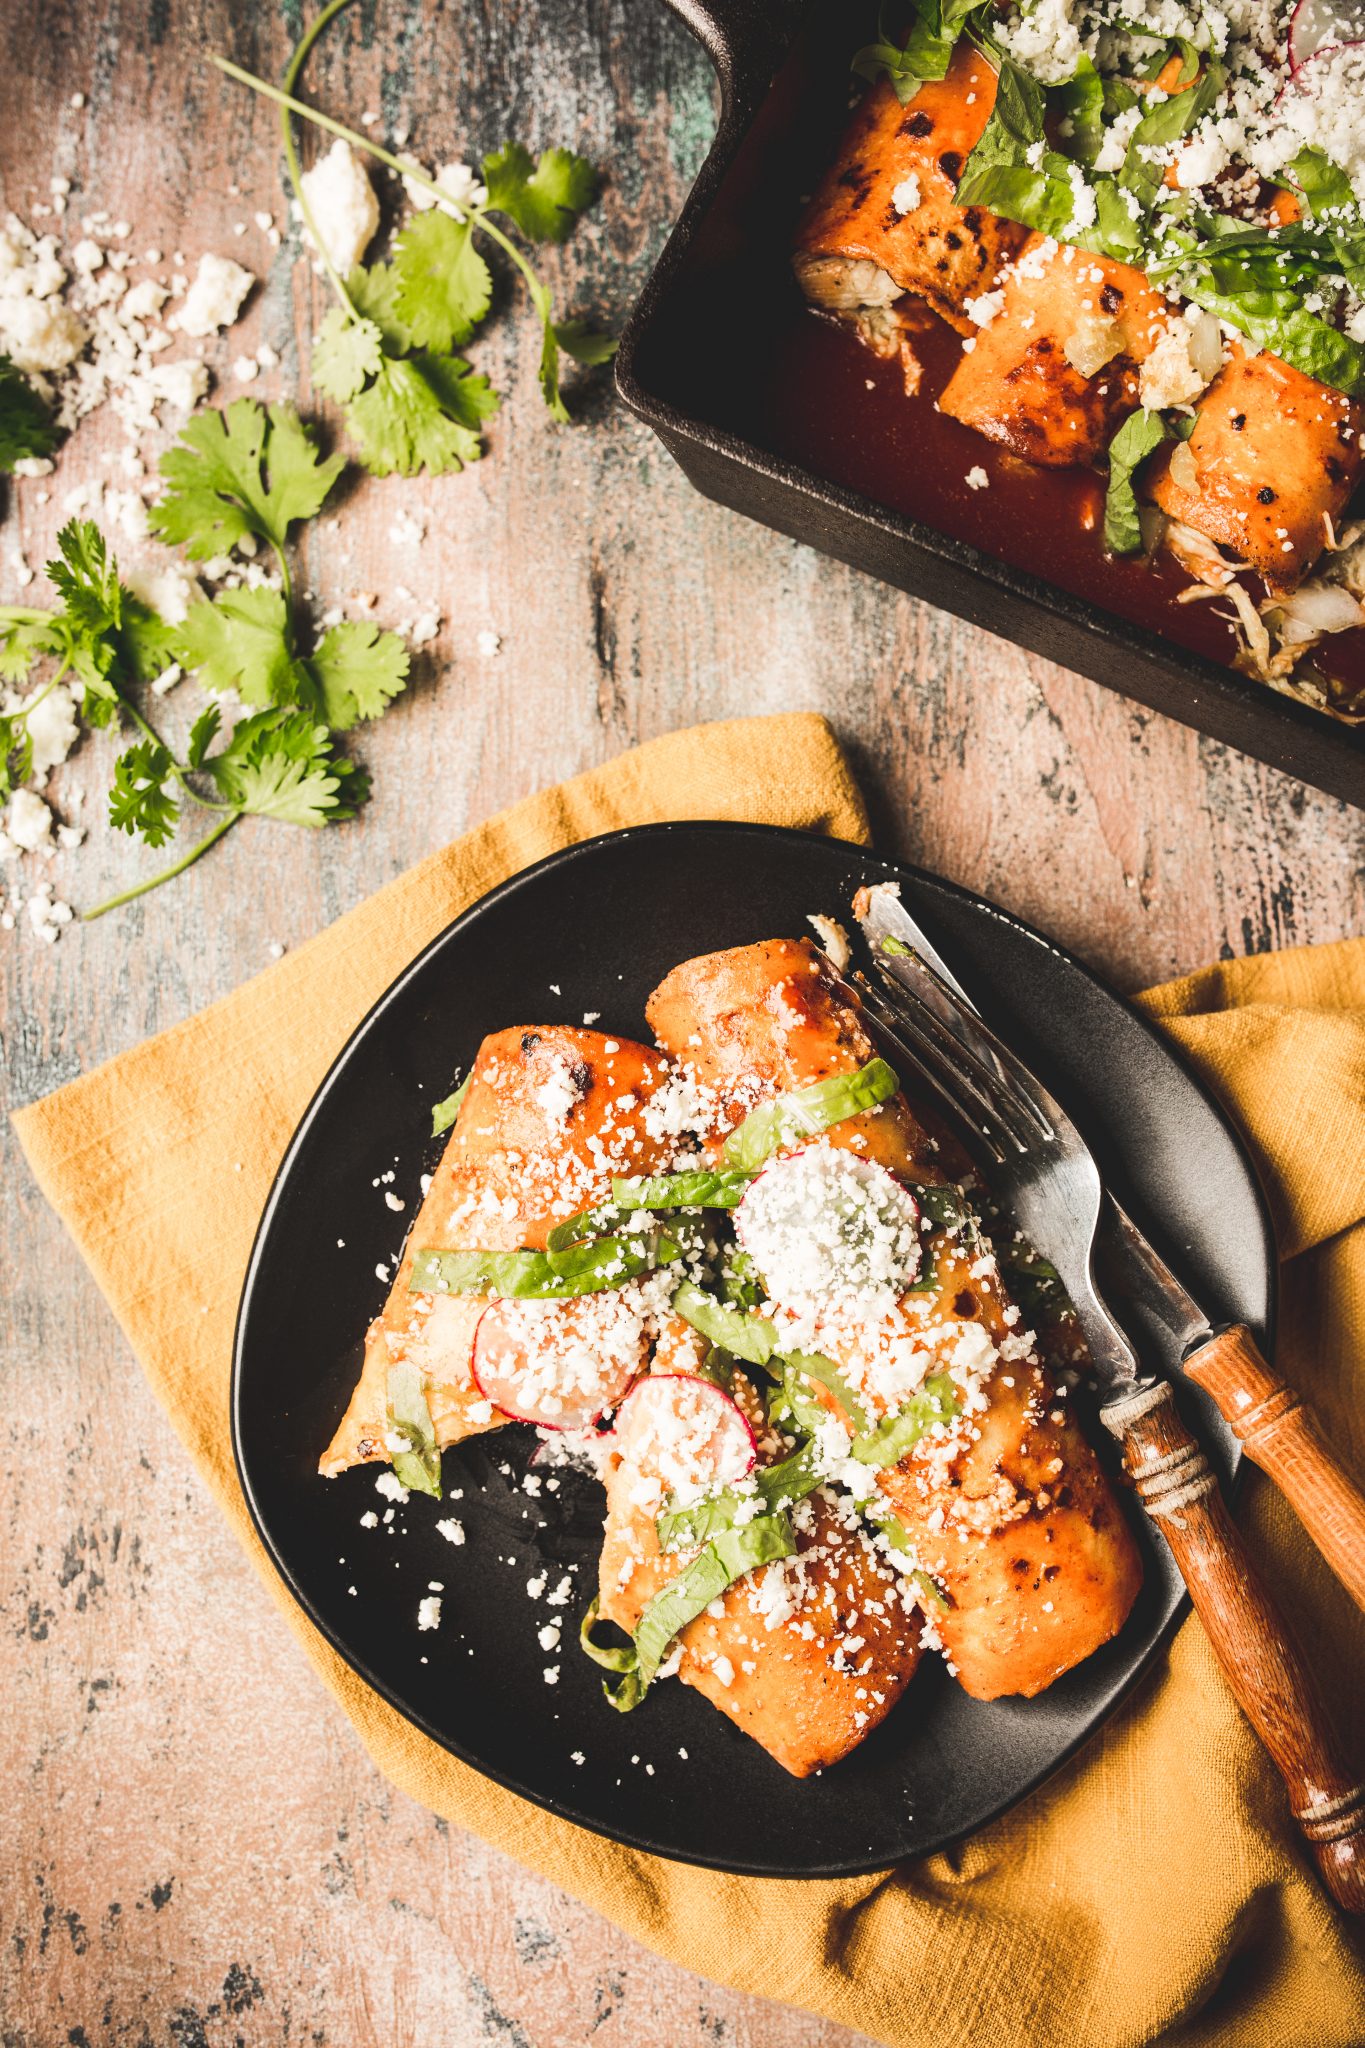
[664,0,802,124]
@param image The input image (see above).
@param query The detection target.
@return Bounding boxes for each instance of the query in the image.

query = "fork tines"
[851,969,1021,1166]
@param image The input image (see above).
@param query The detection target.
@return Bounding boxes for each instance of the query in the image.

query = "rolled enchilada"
[939,233,1176,468]
[320,1025,681,1478]
[596,1343,925,1777]
[1147,342,1365,596]
[793,42,1026,340]
[646,937,1143,1702]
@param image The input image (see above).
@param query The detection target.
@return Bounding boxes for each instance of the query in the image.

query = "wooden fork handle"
[1180,1323,1365,1616]
[1101,1378,1365,1913]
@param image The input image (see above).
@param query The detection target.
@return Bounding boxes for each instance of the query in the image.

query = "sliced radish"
[612,1373,757,1494]
[471,1293,648,1430]
[1287,0,1362,71]
[734,1145,923,1318]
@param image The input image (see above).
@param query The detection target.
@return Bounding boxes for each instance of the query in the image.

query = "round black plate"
[233,823,1273,1877]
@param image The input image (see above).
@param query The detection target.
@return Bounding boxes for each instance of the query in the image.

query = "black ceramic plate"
[233,823,1273,1877]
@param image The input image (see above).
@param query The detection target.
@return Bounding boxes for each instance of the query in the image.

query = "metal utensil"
[854,882,1365,1618]
[837,883,1365,1912]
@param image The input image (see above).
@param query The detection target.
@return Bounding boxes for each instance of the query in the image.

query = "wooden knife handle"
[1101,1377,1365,1913]
[1181,1323,1365,1616]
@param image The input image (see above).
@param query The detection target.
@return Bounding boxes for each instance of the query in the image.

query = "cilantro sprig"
[0,397,410,919]
[211,0,615,475]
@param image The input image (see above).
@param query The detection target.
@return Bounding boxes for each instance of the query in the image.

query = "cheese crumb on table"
[174,251,255,337]
[300,138,380,275]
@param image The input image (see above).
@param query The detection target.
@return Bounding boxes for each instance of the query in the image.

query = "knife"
[847,880,1365,1912]
[852,881,1365,1620]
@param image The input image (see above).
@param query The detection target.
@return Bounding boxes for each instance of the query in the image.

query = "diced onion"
[1168,439,1199,494]
[1063,315,1124,377]
[1186,310,1225,384]
[1274,581,1365,642]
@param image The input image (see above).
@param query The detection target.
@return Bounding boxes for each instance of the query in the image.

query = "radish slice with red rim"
[1287,0,1363,72]
[612,1373,758,1496]
[471,1292,649,1430]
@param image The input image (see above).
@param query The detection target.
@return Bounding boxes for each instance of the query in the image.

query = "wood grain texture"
[1185,1324,1365,1617]
[1102,1378,1365,1913]
[2,0,1365,2042]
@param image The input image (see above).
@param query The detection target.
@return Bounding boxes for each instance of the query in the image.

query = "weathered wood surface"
[1,1,1363,2043]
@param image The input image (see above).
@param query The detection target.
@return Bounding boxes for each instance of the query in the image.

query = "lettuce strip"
[412,1229,681,1300]
[580,1511,798,1712]
[719,1057,899,1172]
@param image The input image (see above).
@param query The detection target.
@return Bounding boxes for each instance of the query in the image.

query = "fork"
[839,923,1365,1913]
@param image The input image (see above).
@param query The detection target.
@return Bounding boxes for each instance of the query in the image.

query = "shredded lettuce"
[954,56,1142,263]
[430,1072,470,1137]
[385,1360,442,1497]
[852,0,988,102]
[1117,57,1225,214]
[656,1439,827,1550]
[412,1229,682,1299]
[580,1511,798,1711]
[783,1348,870,1431]
[1103,408,1175,555]
[849,1371,960,1467]
[672,1278,778,1365]
[545,1200,624,1253]
[860,1503,952,1607]
[611,1168,753,1211]
[719,1056,899,1172]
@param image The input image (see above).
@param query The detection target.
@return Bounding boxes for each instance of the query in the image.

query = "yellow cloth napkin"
[14,711,1365,2048]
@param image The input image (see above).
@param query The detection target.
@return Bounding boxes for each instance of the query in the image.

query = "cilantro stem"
[279,0,364,321]
[81,809,243,920]
[211,56,560,350]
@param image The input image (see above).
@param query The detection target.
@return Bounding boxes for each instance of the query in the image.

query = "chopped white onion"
[1168,439,1199,495]
[1275,581,1365,642]
[1063,315,1124,377]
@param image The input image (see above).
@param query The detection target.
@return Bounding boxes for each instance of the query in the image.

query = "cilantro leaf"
[0,354,57,474]
[0,610,62,683]
[390,212,493,351]
[109,739,180,847]
[305,620,410,731]
[176,588,305,706]
[313,308,385,404]
[482,142,597,242]
[0,712,34,802]
[205,707,366,824]
[344,354,491,476]
[553,319,618,367]
[49,520,122,637]
[186,703,222,769]
[151,400,344,560]
[346,262,419,354]
[537,322,570,426]
[119,593,182,686]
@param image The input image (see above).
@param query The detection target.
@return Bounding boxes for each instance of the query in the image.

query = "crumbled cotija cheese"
[735,1143,923,1325]
[175,251,255,337]
[300,138,380,274]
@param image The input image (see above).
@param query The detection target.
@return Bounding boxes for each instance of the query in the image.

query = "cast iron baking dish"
[233,823,1270,1876]
[616,1,1365,807]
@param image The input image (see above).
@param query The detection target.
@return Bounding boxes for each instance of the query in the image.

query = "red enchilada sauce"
[752,303,1365,716]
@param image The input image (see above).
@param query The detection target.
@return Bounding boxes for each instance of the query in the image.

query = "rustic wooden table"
[3,3,1363,2044]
